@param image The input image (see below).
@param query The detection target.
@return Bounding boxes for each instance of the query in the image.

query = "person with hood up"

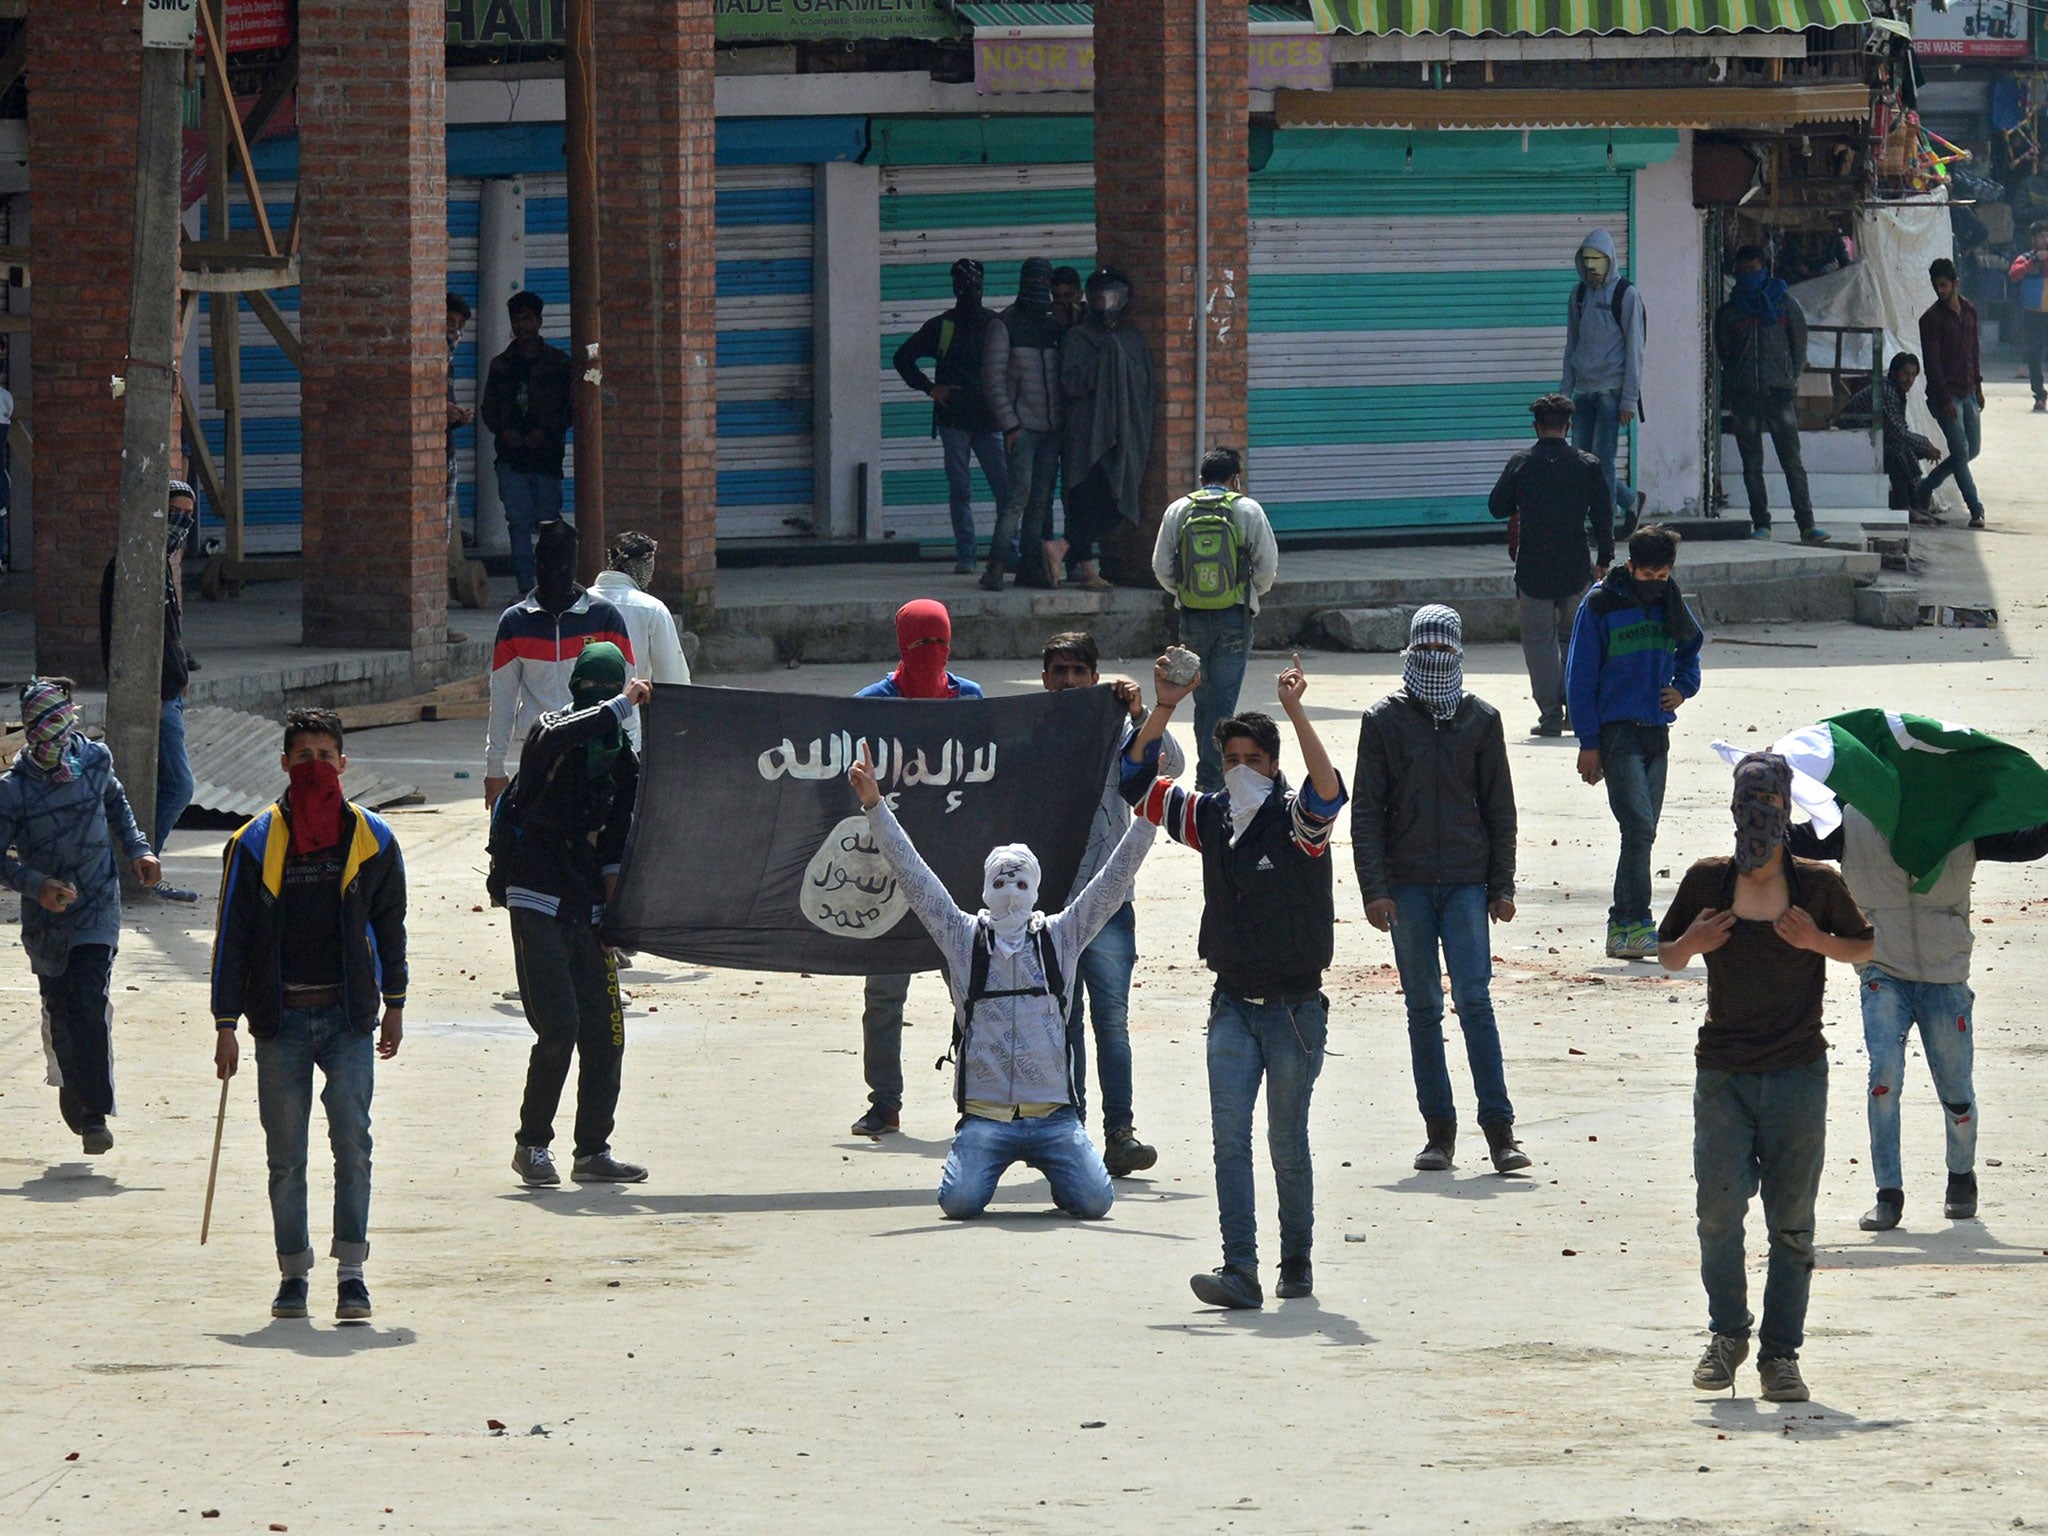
[847,601,985,1140]
[484,518,633,812]
[0,678,158,1155]
[1714,245,1831,545]
[848,741,1156,1220]
[1658,753,1872,1405]
[980,257,1067,590]
[1560,229,1646,538]
[1061,267,1156,590]
[893,258,1008,574]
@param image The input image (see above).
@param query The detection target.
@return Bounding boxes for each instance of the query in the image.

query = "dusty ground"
[4,386,2048,1535]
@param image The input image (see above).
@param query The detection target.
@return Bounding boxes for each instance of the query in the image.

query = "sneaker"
[851,1107,900,1139]
[1190,1265,1264,1310]
[2034,398,2046,413]
[336,1277,372,1323]
[1691,1332,1749,1393]
[511,1144,560,1187]
[1605,920,1631,959]
[572,1151,649,1183]
[977,567,1006,592]
[1620,922,1660,962]
[1799,527,1833,545]
[1532,717,1564,738]
[1969,512,1986,530]
[80,1123,114,1156]
[1103,1126,1158,1177]
[1276,1257,1313,1299]
[1860,1188,1904,1231]
[153,885,201,904]
[271,1277,309,1319]
[953,560,975,575]
[1944,1170,1978,1219]
[1749,525,1773,540]
[1413,1119,1455,1172]
[1758,1356,1809,1403]
[1482,1119,1531,1173]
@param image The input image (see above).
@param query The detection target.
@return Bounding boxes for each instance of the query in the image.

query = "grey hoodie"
[1561,228,1645,416]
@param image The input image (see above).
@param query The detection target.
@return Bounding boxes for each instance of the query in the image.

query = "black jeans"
[41,944,115,1129]
[511,909,624,1158]
[1727,389,1814,533]
[2023,309,2048,402]
[1062,467,1122,568]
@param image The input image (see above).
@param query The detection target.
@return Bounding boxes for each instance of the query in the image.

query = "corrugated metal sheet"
[715,164,817,541]
[1308,0,1870,35]
[185,707,418,820]
[1275,83,1875,128]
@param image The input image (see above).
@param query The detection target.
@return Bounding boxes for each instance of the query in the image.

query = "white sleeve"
[1158,729,1187,781]
[486,649,521,779]
[1048,816,1155,964]
[864,799,975,973]
[649,605,691,685]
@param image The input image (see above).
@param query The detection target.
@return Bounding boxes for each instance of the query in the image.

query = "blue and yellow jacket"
[211,799,408,1037]
[1565,570,1704,749]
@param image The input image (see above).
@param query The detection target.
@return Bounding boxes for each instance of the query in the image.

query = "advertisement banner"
[976,30,1333,94]
[715,0,960,42]
[447,0,564,47]
[1912,0,2026,57]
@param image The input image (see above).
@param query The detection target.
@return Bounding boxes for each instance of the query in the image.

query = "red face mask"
[891,599,955,699]
[286,758,346,856]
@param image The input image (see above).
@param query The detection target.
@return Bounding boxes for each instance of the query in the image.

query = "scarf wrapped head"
[1402,604,1466,721]
[1017,256,1054,314]
[1732,263,1790,324]
[892,600,955,699]
[570,641,629,779]
[981,843,1042,951]
[286,758,346,856]
[608,530,658,593]
[20,679,79,782]
[1732,751,1792,872]
[167,480,198,557]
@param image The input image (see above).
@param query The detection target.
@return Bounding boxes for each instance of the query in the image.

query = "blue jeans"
[1570,387,1636,522]
[939,425,1008,566]
[155,696,194,856]
[1207,989,1326,1271]
[1179,605,1252,793]
[1859,968,1976,1191]
[496,466,564,591]
[1694,1058,1827,1360]
[1388,883,1513,1126]
[254,1005,374,1275]
[1600,721,1668,926]
[1067,902,1137,1133]
[938,1105,1113,1219]
[988,427,1060,576]
[1920,395,1984,516]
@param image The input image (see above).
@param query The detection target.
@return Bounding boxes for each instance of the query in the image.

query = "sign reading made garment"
[977,32,1333,93]
[446,0,958,44]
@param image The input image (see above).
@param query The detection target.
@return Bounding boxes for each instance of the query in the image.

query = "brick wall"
[297,0,448,662]
[594,0,718,625]
[1093,0,1249,581]
[28,0,146,680]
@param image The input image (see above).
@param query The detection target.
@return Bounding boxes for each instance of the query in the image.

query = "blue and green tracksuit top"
[1564,573,1703,749]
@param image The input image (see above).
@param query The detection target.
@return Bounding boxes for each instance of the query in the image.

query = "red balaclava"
[891,599,955,699]
[287,759,346,856]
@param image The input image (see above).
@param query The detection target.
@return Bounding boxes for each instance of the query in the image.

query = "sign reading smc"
[143,0,199,49]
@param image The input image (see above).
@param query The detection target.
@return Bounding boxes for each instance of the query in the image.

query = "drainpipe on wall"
[1194,0,1209,475]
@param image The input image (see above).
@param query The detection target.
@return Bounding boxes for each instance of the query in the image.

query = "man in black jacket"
[479,290,574,592]
[1489,394,1612,737]
[893,257,1007,574]
[212,709,407,1323]
[497,643,652,1189]
[1353,605,1526,1175]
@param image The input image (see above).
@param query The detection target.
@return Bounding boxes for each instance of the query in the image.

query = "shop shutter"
[715,165,816,541]
[877,162,1095,546]
[1248,171,1631,535]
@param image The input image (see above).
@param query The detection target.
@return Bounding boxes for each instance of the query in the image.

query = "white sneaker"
[512,1144,560,1187]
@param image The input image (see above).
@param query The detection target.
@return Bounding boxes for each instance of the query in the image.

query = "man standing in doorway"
[1061,266,1157,589]
[1560,229,1645,538]
[2006,223,2048,413]
[1715,245,1831,545]
[480,290,574,593]
[980,258,1067,591]
[1918,257,1988,529]
[893,258,1007,575]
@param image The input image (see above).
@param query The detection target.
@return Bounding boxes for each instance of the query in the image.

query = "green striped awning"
[957,3,1311,28]
[1308,0,1870,34]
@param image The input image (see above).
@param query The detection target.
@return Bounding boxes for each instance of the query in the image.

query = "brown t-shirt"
[1658,855,1872,1073]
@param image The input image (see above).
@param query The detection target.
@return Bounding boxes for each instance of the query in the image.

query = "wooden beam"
[196,0,278,259]
[239,44,298,146]
[177,385,230,521]
[243,288,302,369]
[178,256,302,292]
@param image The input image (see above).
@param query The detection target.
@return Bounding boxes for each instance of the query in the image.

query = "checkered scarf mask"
[167,481,197,555]
[1402,603,1465,720]
[1731,752,1792,872]
[20,679,79,782]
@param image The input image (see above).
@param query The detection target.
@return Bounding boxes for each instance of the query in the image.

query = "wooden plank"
[244,288,301,368]
[178,257,301,293]
[177,386,230,518]
[196,0,278,259]
[239,44,298,147]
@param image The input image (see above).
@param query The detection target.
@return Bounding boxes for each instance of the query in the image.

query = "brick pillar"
[595,0,718,625]
[28,0,146,680]
[297,0,448,662]
[1094,0,1249,578]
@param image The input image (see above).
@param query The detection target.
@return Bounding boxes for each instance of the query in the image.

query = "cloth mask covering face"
[982,844,1041,952]
[1731,752,1792,873]
[1402,602,1466,721]
[21,681,80,783]
[1018,257,1055,313]
[568,640,629,779]
[951,257,984,313]
[286,757,346,857]
[1577,248,1611,285]
[1224,763,1276,844]
[891,599,954,698]
[533,524,580,612]
[614,552,656,591]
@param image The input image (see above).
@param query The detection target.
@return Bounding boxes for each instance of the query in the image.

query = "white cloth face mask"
[982,843,1042,949]
[1224,763,1276,844]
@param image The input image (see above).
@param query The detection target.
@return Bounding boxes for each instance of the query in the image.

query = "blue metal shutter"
[716,165,816,541]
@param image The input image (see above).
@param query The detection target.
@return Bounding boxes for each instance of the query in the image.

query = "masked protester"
[589,529,692,755]
[847,601,985,1139]
[1122,655,1349,1311]
[1714,245,1831,544]
[1560,229,1646,539]
[1061,266,1157,589]
[981,257,1068,591]
[211,710,407,1323]
[894,257,1008,574]
[847,742,1155,1220]
[484,518,634,813]
[1658,752,1873,1406]
[1352,606,1525,1175]
[0,678,159,1156]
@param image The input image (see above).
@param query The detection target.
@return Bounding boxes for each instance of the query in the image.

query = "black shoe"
[1969,512,1986,529]
[1103,1126,1158,1177]
[1944,1171,1978,1220]
[1413,1119,1456,1172]
[336,1277,372,1322]
[571,1151,649,1183]
[1860,1188,1904,1231]
[1276,1257,1313,1299]
[1531,718,1564,738]
[271,1277,309,1319]
[851,1107,900,1139]
[80,1122,114,1156]
[1190,1265,1263,1310]
[153,884,201,904]
[977,567,1006,592]
[1482,1119,1531,1173]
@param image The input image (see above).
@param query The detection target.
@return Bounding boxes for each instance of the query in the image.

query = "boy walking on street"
[1488,394,1612,736]
[1124,655,1347,1310]
[1917,257,1988,528]
[1659,754,1873,1404]
[1568,524,1703,961]
[0,679,160,1154]
[1353,606,1527,1175]
[211,710,408,1322]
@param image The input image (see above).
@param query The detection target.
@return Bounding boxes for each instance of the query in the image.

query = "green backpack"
[1176,489,1248,610]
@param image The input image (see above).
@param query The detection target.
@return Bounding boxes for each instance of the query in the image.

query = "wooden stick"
[200,1073,230,1245]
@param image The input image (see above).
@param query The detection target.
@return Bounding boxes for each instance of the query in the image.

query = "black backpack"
[936,917,1071,1107]
[1572,277,1648,422]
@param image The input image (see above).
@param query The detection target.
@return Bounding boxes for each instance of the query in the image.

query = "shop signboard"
[975,29,1333,93]
[714,0,960,42]
[447,0,564,47]
[1913,0,2026,58]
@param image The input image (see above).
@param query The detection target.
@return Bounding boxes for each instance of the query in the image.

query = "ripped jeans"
[1860,967,1976,1192]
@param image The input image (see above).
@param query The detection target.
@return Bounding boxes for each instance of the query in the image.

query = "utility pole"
[107,0,193,852]
[564,0,606,584]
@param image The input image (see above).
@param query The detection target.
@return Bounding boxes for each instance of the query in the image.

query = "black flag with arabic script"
[602,683,1129,975]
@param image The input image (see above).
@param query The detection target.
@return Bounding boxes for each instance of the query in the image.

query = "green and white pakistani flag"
[1713,709,2048,892]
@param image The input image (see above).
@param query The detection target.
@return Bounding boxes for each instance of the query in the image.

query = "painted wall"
[1632,130,1705,517]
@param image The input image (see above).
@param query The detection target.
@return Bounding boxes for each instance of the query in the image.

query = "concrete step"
[1720,431,1882,474]
[1719,472,1890,509]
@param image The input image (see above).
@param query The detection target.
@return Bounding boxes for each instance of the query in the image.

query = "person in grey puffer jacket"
[981,257,1067,590]
[850,742,1156,1220]
[1790,807,2048,1231]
